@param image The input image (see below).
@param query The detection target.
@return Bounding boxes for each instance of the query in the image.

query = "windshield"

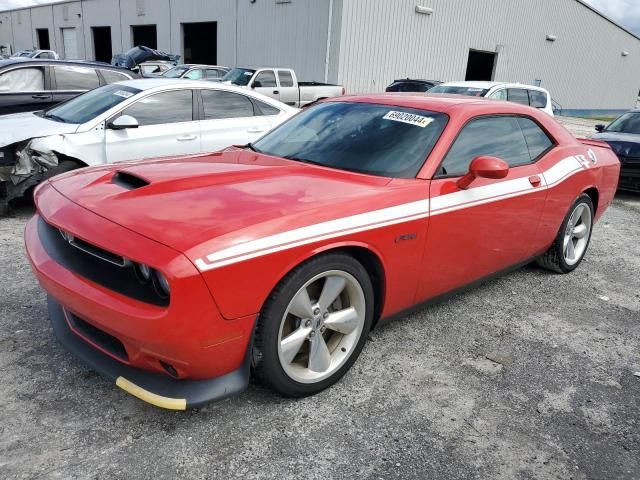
[430,85,489,97]
[162,66,190,78]
[252,102,448,178]
[605,112,640,134]
[43,84,141,124]
[221,68,256,86]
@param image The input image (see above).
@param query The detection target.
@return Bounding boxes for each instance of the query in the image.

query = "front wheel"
[253,253,374,397]
[537,193,594,273]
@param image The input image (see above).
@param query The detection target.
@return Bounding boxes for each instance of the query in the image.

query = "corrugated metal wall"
[336,0,640,110]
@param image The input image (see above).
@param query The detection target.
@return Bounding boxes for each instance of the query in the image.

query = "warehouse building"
[1,0,639,115]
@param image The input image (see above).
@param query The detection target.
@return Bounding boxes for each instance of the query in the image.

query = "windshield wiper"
[44,113,67,123]
[245,142,262,153]
[283,155,327,167]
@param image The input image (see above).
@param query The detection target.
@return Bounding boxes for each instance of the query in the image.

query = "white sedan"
[0,79,298,203]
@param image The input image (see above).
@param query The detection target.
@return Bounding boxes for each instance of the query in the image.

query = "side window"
[507,88,530,106]
[185,69,204,80]
[489,89,507,101]
[54,66,100,90]
[277,70,294,87]
[123,90,193,126]
[201,90,254,119]
[254,98,281,116]
[517,117,553,160]
[528,90,548,109]
[439,116,531,176]
[205,69,225,80]
[0,67,45,92]
[254,70,277,87]
[100,69,131,84]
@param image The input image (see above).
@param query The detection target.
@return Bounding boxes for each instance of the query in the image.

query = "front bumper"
[618,166,640,192]
[48,297,250,409]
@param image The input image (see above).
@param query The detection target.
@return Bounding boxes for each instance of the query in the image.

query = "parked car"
[161,64,230,81]
[112,46,180,74]
[24,94,618,409]
[0,78,297,206]
[139,61,177,77]
[0,58,138,115]
[385,78,441,92]
[592,110,640,192]
[430,81,555,116]
[11,49,59,60]
[222,67,345,107]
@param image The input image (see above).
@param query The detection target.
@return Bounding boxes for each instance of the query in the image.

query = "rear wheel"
[253,253,374,397]
[537,194,594,273]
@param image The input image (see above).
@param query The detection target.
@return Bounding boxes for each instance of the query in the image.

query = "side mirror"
[595,124,605,133]
[108,115,139,130]
[252,80,262,88]
[457,156,509,190]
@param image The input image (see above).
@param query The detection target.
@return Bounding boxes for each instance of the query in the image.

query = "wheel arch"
[582,186,599,215]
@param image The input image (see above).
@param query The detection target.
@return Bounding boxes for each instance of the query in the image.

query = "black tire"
[536,193,594,273]
[253,252,374,397]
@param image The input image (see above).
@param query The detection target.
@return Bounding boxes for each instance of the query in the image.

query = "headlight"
[152,270,170,299]
[134,263,152,283]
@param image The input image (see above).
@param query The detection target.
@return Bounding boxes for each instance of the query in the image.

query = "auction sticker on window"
[383,111,434,128]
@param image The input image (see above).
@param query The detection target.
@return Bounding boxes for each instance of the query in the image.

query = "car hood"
[48,149,397,257]
[0,112,78,147]
[592,132,640,158]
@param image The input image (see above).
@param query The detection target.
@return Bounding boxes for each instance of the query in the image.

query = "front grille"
[38,217,169,306]
[66,310,129,361]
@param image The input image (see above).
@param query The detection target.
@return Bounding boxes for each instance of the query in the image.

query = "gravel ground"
[0,194,639,480]
[556,116,602,138]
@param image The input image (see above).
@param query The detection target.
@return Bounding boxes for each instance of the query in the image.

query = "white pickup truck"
[221,67,345,108]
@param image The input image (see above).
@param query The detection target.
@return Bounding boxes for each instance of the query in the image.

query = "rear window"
[253,102,448,178]
[528,90,548,109]
[100,69,131,84]
[54,66,100,90]
[430,85,489,97]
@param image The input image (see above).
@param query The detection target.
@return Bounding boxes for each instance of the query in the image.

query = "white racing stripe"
[194,156,586,272]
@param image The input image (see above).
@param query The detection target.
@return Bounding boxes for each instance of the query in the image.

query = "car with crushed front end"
[592,109,640,192]
[24,93,620,410]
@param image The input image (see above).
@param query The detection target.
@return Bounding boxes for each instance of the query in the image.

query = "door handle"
[273,90,279,94]
[247,127,267,134]
[529,175,542,187]
[176,134,197,141]
[32,94,51,99]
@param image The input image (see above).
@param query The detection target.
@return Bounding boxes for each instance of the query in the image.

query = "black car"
[385,78,442,93]
[592,110,640,192]
[0,58,138,115]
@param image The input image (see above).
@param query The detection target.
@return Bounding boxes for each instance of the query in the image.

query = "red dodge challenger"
[25,94,620,410]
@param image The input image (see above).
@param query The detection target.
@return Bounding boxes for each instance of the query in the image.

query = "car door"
[252,70,280,101]
[105,89,200,163]
[417,115,552,302]
[276,70,298,106]
[0,65,52,114]
[198,89,271,152]
[52,65,101,105]
[205,68,227,81]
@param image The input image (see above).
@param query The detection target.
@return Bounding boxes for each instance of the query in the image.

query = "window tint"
[440,116,531,176]
[507,88,530,106]
[278,70,294,87]
[101,69,131,84]
[201,90,254,119]
[205,69,226,80]
[185,69,204,80]
[123,90,193,126]
[518,117,553,159]
[254,70,277,87]
[528,90,548,109]
[0,67,44,92]
[55,66,100,90]
[254,99,280,116]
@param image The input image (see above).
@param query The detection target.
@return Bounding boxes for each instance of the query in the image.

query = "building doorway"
[61,27,78,59]
[36,28,50,50]
[92,26,112,62]
[182,22,217,64]
[131,24,157,49]
[465,49,497,81]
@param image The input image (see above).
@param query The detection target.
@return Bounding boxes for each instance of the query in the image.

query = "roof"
[335,92,494,113]
[437,81,550,92]
[0,58,130,70]
[391,79,442,84]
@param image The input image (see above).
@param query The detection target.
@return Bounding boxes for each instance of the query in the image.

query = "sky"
[0,0,639,36]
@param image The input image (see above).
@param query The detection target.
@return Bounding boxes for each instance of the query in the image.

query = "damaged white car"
[0,78,297,210]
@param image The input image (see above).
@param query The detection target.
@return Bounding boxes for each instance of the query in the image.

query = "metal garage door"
[61,28,78,59]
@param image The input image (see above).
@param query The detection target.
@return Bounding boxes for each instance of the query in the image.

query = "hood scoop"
[112,171,150,190]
